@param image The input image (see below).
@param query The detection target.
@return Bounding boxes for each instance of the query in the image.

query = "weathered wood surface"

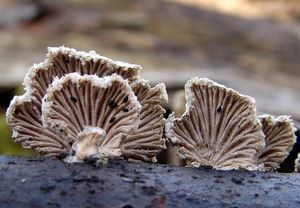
[0,156,300,208]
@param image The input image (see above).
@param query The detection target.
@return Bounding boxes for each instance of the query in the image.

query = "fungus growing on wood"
[6,46,141,156]
[121,79,168,162]
[6,46,169,163]
[258,115,296,171]
[165,77,265,170]
[42,73,141,161]
[26,46,140,100]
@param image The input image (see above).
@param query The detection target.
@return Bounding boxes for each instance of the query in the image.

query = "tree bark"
[0,156,299,208]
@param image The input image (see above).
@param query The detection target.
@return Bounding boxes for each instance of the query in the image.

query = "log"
[0,156,300,208]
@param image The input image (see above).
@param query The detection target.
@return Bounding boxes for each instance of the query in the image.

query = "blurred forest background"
[0,0,300,170]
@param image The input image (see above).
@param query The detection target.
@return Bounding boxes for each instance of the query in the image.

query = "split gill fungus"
[165,77,296,171]
[6,47,297,171]
[6,46,167,163]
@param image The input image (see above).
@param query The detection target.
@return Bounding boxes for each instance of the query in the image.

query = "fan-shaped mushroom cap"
[6,96,70,155]
[42,73,141,161]
[25,46,141,100]
[121,79,168,162]
[165,77,265,170]
[258,115,296,171]
[6,46,141,156]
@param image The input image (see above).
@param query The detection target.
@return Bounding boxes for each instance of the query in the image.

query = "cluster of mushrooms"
[6,46,167,163]
[6,46,299,172]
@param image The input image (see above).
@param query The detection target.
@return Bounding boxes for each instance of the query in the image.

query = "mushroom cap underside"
[166,77,265,170]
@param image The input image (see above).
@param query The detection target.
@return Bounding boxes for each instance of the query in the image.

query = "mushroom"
[7,46,168,163]
[165,77,265,170]
[41,73,141,162]
[121,79,168,162]
[258,115,296,171]
[6,46,140,156]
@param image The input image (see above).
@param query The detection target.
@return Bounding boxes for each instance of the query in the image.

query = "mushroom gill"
[121,79,168,162]
[42,73,141,162]
[258,115,296,171]
[165,77,265,170]
[6,46,140,156]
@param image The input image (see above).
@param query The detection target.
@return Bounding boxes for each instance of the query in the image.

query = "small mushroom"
[121,79,168,162]
[258,115,296,171]
[165,77,265,170]
[25,46,141,100]
[42,73,141,161]
[6,46,141,156]
[6,97,70,155]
